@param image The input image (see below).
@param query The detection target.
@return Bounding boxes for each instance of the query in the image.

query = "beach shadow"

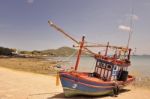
[27,92,61,99]
[48,89,131,99]
[119,89,131,94]
[28,92,53,96]
[47,93,65,99]
[48,93,112,99]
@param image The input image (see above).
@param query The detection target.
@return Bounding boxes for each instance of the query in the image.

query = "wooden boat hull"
[63,87,113,97]
[59,71,135,97]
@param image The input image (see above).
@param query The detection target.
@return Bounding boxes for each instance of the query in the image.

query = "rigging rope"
[53,49,78,71]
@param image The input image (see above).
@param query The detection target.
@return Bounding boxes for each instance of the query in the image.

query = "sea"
[49,55,150,76]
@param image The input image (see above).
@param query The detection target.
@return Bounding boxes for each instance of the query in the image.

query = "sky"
[0,0,150,55]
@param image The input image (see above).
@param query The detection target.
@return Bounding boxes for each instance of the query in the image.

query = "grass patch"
[0,57,58,75]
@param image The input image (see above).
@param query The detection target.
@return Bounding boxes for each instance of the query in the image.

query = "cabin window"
[113,65,117,70]
[124,67,128,71]
[106,65,112,70]
[94,60,114,81]
[98,62,101,67]
[101,63,106,68]
[96,61,98,66]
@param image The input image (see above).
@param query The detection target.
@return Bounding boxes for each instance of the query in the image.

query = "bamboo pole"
[75,36,85,71]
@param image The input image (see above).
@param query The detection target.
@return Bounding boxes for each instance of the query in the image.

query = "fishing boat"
[48,20,135,97]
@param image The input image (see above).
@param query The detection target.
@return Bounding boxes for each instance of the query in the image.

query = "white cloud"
[27,0,34,4]
[132,14,139,21]
[126,14,139,21]
[118,25,131,32]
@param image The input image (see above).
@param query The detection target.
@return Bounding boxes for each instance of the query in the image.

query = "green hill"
[19,46,77,57]
[41,46,76,56]
[0,46,89,57]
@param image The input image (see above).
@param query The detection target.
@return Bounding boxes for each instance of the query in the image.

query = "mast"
[128,48,132,61]
[127,0,134,48]
[105,42,109,56]
[75,36,85,71]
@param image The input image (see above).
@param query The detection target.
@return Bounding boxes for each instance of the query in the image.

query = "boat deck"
[67,72,134,84]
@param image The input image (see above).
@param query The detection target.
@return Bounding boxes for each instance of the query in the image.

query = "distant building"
[11,48,19,55]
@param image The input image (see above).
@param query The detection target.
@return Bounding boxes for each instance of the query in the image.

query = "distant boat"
[48,20,135,97]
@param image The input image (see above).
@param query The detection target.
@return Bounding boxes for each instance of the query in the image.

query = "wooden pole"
[105,42,109,56]
[48,20,96,55]
[56,71,60,86]
[75,36,85,71]
[128,48,132,61]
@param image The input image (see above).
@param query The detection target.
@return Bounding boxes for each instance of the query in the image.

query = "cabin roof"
[95,56,130,67]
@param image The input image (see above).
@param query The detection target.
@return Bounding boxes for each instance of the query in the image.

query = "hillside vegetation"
[0,46,90,57]
[20,47,77,56]
[0,47,14,56]
[40,47,76,56]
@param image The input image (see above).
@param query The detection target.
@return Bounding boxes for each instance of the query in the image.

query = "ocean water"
[130,56,150,76]
[49,55,150,76]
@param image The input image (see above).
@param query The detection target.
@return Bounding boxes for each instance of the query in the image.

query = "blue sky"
[0,0,150,54]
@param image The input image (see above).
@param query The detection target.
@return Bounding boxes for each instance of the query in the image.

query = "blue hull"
[60,72,114,97]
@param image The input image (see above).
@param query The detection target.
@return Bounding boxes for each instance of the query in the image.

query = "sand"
[0,67,150,99]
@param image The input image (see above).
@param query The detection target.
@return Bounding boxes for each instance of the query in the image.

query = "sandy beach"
[0,67,150,99]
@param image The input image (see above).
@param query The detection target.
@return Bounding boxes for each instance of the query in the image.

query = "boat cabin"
[94,58,128,81]
[93,49,131,81]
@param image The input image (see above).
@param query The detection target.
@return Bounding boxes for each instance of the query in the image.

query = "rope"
[53,49,78,71]
[64,49,78,62]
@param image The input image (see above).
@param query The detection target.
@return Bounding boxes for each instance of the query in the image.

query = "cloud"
[118,25,131,32]
[27,0,34,4]
[118,14,138,32]
[132,14,139,21]
[126,14,139,21]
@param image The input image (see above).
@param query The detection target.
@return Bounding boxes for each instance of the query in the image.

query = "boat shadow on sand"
[48,89,130,99]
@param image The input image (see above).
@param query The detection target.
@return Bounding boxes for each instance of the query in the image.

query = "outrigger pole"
[48,20,95,71]
[73,44,128,51]
[48,20,78,44]
[48,20,96,55]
